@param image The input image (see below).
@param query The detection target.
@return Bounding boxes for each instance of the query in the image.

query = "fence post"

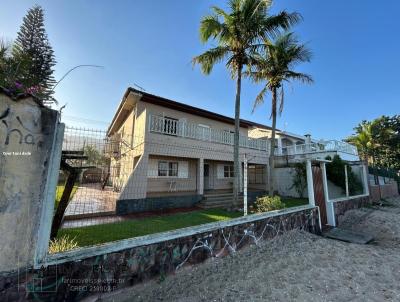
[243,154,247,216]
[362,164,370,196]
[35,122,65,267]
[306,159,315,206]
[344,165,349,197]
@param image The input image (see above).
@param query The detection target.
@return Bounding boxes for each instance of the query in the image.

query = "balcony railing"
[283,140,358,156]
[149,115,268,151]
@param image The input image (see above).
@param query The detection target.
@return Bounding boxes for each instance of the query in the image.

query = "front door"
[204,163,211,190]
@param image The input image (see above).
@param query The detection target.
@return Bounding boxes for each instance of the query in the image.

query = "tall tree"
[193,0,300,206]
[346,120,375,163]
[248,32,313,196]
[13,5,56,104]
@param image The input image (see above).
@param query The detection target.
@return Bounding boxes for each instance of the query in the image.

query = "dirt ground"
[94,197,400,302]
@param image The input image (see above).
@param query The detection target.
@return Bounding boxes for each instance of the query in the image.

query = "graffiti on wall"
[0,104,42,147]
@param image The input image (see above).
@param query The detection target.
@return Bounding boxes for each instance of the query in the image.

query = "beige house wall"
[111,98,272,200]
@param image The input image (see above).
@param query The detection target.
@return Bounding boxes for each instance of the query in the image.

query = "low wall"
[333,196,371,225]
[117,194,203,214]
[1,206,320,301]
[369,182,399,203]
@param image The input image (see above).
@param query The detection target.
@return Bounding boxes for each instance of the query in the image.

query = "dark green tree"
[12,5,56,104]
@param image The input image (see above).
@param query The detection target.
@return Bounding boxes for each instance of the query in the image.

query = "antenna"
[133,83,146,92]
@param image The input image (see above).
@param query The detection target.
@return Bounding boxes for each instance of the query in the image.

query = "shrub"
[48,235,78,253]
[250,195,285,213]
[290,162,307,198]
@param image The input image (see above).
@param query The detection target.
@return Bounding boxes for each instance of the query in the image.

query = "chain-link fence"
[50,126,316,253]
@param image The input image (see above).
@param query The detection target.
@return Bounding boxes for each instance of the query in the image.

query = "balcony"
[149,115,268,151]
[282,140,358,157]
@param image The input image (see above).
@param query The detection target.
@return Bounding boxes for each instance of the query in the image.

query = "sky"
[1,1,399,140]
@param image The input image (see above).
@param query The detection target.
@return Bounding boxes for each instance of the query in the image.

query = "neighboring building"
[106,88,359,214]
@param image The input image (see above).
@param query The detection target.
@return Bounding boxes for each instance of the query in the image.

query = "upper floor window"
[163,116,178,135]
[198,124,210,141]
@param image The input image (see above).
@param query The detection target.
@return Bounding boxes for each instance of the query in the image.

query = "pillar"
[306,159,315,206]
[277,137,283,155]
[197,158,204,195]
[321,162,335,226]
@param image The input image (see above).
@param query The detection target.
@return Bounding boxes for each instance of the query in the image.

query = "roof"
[108,87,279,135]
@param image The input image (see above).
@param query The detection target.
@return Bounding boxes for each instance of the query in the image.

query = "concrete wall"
[274,167,308,198]
[0,93,59,273]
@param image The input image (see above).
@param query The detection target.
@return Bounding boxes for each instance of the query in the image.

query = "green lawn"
[281,197,309,208]
[58,209,241,247]
[54,185,78,213]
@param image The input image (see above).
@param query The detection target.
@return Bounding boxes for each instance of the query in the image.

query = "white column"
[197,158,204,195]
[243,154,248,216]
[362,164,370,196]
[277,137,283,155]
[305,134,311,152]
[239,160,243,193]
[306,159,315,206]
[321,162,336,226]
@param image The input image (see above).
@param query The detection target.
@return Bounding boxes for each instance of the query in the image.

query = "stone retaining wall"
[1,207,320,302]
[333,196,371,225]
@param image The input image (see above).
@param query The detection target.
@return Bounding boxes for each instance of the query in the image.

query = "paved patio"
[64,183,118,218]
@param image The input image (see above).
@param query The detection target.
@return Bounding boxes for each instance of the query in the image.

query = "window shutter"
[148,158,158,178]
[178,161,188,178]
[217,164,224,179]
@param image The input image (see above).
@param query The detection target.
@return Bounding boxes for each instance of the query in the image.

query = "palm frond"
[252,84,269,113]
[284,71,313,84]
[199,15,225,43]
[192,46,230,75]
[260,11,302,39]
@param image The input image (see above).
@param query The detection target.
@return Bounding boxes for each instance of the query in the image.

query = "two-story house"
[106,88,359,214]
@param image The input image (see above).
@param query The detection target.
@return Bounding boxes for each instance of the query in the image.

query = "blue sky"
[1,1,399,139]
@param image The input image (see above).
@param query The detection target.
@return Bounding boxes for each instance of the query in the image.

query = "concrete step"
[198,197,244,209]
[203,193,235,198]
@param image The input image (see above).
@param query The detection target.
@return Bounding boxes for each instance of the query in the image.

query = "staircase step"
[203,193,234,198]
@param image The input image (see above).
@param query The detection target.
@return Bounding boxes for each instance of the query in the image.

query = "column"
[277,137,283,155]
[306,159,315,206]
[321,162,335,226]
[362,164,370,196]
[197,158,204,195]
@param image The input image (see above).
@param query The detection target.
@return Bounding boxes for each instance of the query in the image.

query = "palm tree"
[193,0,301,206]
[248,32,313,196]
[346,121,374,163]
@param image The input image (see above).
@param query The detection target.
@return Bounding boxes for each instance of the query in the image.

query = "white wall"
[274,167,308,198]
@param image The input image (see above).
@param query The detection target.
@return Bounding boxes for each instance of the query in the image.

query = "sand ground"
[93,197,400,302]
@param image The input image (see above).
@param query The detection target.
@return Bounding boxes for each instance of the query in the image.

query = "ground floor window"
[158,161,178,177]
[224,165,234,178]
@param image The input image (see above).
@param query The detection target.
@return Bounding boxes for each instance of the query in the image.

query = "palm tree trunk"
[268,87,277,196]
[233,64,242,208]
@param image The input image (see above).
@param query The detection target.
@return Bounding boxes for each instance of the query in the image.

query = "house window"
[163,116,178,135]
[198,124,210,141]
[223,165,234,178]
[158,161,178,177]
